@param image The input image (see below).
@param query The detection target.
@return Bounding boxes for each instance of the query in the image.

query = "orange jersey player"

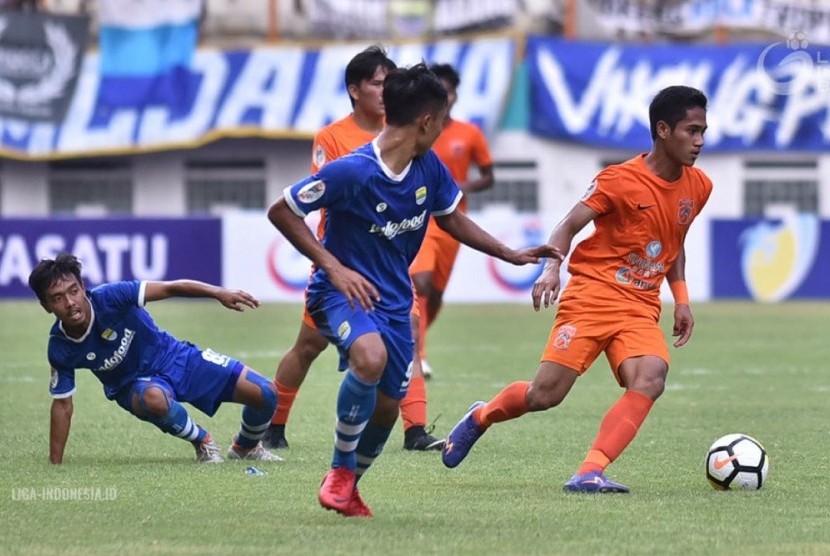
[441,85,713,494]
[263,46,444,454]
[410,63,494,377]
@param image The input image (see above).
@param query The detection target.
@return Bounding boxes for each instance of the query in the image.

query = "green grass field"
[1,301,828,555]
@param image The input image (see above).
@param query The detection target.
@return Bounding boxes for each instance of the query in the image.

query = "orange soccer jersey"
[542,154,713,377]
[410,119,492,289]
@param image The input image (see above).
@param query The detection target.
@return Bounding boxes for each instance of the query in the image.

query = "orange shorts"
[301,285,420,328]
[540,300,669,386]
[409,228,461,292]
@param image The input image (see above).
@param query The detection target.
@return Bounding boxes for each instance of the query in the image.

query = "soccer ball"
[705,433,769,490]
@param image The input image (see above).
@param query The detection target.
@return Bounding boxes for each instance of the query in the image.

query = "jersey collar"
[372,138,412,182]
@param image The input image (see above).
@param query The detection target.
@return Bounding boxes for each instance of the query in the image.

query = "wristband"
[670,280,689,305]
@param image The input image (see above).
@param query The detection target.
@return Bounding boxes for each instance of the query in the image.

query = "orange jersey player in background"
[263,46,445,453]
[441,85,713,494]
[410,63,494,378]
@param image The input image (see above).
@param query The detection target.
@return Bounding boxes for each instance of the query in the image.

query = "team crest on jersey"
[337,321,351,340]
[415,186,427,206]
[298,180,326,204]
[678,199,694,225]
[86,352,96,361]
[552,325,577,350]
[313,145,327,169]
[581,179,598,201]
[101,328,117,341]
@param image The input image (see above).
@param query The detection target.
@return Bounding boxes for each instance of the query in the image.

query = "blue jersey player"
[268,63,560,517]
[29,253,282,465]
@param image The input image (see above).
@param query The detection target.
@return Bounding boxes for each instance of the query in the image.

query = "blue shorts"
[114,344,243,417]
[308,290,413,400]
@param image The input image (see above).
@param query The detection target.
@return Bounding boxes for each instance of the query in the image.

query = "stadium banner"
[527,36,830,152]
[0,36,514,159]
[0,218,221,299]
[0,11,89,122]
[711,214,829,301]
[222,208,712,303]
[585,0,830,44]
[97,0,201,115]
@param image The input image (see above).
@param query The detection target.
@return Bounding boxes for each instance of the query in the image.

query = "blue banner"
[527,36,830,152]
[0,37,514,159]
[0,218,221,298]
[711,215,830,300]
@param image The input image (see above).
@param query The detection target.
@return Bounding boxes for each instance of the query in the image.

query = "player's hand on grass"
[217,289,261,311]
[672,303,694,347]
[328,265,380,311]
[531,262,562,311]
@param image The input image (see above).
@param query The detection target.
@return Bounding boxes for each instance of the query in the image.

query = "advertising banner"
[527,36,830,152]
[711,214,829,300]
[0,218,221,298]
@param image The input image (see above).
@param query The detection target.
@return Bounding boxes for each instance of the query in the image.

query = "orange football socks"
[400,375,427,430]
[270,379,298,426]
[578,390,654,474]
[472,381,531,429]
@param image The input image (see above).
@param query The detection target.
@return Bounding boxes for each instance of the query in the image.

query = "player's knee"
[245,370,278,411]
[629,370,667,400]
[350,351,387,380]
[525,383,564,411]
[139,387,171,418]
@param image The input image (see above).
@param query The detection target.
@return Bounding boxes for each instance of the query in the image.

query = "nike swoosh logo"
[713,454,739,469]
[637,204,655,210]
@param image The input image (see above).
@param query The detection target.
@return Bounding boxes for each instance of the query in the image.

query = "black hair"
[344,45,397,107]
[649,86,708,140]
[28,252,83,304]
[429,63,460,90]
[382,63,448,127]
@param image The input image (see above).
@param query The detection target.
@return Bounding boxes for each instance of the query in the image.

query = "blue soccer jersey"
[47,281,189,400]
[283,139,462,316]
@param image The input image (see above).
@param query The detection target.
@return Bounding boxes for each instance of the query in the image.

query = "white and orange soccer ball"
[706,433,769,490]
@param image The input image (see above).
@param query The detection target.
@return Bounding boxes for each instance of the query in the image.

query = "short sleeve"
[580,172,615,216]
[49,366,76,398]
[283,157,357,218]
[470,126,493,168]
[429,154,463,216]
[91,281,141,310]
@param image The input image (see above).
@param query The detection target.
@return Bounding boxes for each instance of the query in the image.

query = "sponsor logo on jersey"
[678,199,694,225]
[645,241,662,259]
[101,328,117,341]
[86,352,96,361]
[369,210,427,240]
[50,369,59,389]
[552,325,577,350]
[415,186,427,206]
[616,267,632,284]
[337,321,351,340]
[376,202,387,212]
[297,180,326,204]
[96,328,135,372]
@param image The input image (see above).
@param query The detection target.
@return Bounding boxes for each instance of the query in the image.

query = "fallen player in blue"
[30,252,283,465]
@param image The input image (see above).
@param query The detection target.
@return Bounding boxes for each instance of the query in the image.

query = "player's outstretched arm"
[434,210,561,265]
[144,281,260,312]
[268,197,380,311]
[531,202,598,311]
[49,395,73,464]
